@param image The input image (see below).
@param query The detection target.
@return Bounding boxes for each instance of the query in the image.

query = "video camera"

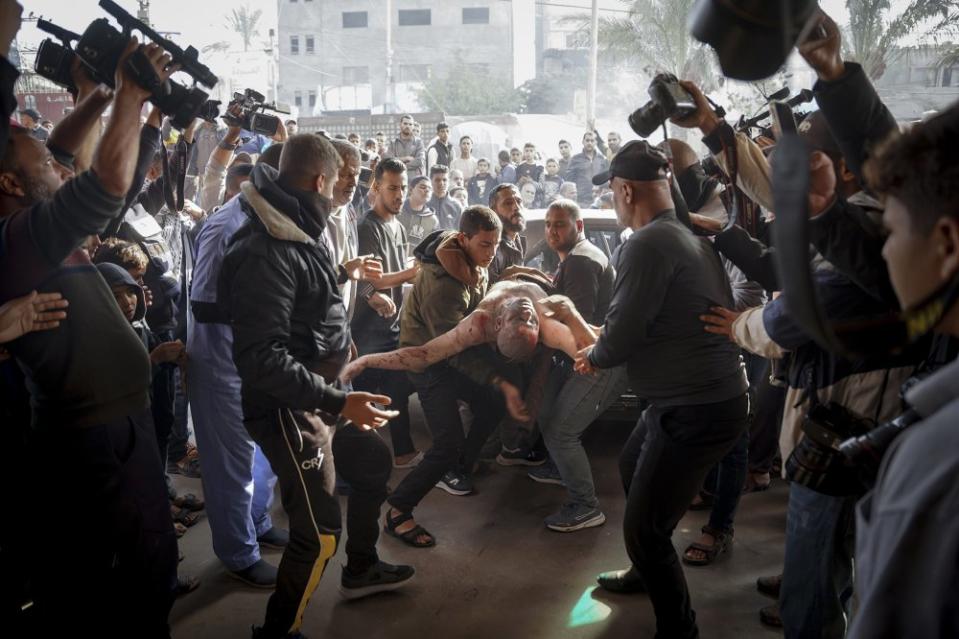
[222,89,289,137]
[737,88,815,132]
[628,73,698,138]
[34,19,82,94]
[33,0,221,129]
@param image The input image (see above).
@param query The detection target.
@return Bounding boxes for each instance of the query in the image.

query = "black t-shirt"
[351,210,409,353]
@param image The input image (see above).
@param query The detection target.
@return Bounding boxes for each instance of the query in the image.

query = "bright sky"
[15,0,920,54]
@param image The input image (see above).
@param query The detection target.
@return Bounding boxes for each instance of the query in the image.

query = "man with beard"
[386,114,425,180]
[351,158,422,468]
[0,40,180,636]
[428,164,462,231]
[606,131,623,162]
[487,183,529,284]
[565,131,609,207]
[219,134,414,638]
[527,199,627,532]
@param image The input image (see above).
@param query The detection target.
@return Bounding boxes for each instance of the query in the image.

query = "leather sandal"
[384,510,435,548]
[682,525,733,566]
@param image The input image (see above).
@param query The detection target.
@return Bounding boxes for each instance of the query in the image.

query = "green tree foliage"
[414,62,524,115]
[845,0,959,79]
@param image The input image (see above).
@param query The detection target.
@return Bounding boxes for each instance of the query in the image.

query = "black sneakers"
[339,561,415,600]
[229,559,278,589]
[496,447,548,467]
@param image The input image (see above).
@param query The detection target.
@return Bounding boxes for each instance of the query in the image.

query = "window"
[399,64,431,82]
[290,35,299,55]
[463,7,490,25]
[343,66,370,85]
[398,9,430,26]
[294,91,302,107]
[306,36,314,54]
[342,11,368,28]
[308,90,316,108]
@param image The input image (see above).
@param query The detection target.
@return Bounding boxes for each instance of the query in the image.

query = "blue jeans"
[539,361,627,508]
[780,483,856,639]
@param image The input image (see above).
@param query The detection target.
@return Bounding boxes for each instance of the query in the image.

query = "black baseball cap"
[592,140,670,186]
[22,108,41,121]
[436,122,450,131]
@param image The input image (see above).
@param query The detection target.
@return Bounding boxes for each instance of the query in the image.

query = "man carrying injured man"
[342,205,595,548]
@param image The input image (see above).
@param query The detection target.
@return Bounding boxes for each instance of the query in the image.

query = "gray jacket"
[387,135,425,178]
[850,358,959,639]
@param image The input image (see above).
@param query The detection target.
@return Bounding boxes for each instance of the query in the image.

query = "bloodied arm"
[341,310,491,382]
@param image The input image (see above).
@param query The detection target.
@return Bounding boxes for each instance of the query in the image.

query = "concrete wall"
[277,0,535,114]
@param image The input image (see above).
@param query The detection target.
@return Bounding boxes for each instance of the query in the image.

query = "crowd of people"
[2,2,958,639]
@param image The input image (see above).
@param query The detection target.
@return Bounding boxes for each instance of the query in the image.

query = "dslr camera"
[223,89,289,137]
[628,73,698,138]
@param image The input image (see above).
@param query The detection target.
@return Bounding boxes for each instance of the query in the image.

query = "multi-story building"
[277,0,535,115]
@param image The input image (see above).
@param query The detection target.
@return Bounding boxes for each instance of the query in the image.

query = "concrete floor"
[170,403,788,639]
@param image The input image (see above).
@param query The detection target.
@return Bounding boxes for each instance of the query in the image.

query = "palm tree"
[564,0,714,86]
[226,5,263,53]
[845,0,959,79]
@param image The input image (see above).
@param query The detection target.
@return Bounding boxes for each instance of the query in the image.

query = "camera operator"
[0,36,180,636]
[578,141,749,639]
[821,100,959,639]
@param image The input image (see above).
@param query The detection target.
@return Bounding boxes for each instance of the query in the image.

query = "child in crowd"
[467,158,496,205]
[450,186,469,210]
[541,158,564,203]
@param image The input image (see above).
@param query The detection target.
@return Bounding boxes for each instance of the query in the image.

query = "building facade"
[276,0,535,115]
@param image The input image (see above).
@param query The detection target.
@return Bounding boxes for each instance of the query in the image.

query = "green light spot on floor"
[567,586,612,628]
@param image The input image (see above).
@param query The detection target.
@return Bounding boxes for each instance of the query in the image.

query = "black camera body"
[33,19,83,94]
[785,402,874,496]
[628,73,698,138]
[223,89,286,137]
[35,39,77,93]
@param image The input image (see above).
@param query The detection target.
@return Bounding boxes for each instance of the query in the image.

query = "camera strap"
[772,132,959,358]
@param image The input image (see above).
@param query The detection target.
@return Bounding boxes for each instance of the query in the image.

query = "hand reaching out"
[0,291,69,344]
[700,306,741,341]
[797,10,845,83]
[344,255,383,282]
[341,392,399,431]
[574,345,597,375]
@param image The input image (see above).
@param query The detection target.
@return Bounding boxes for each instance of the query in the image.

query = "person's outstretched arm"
[341,310,490,381]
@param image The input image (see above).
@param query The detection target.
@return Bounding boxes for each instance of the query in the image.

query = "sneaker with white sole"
[527,462,565,486]
[434,470,473,496]
[544,503,606,532]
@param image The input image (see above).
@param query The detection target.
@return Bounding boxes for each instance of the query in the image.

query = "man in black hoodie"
[219,134,414,638]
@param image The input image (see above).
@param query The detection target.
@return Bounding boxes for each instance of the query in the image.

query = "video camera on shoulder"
[222,89,289,137]
[628,73,698,138]
[33,0,221,130]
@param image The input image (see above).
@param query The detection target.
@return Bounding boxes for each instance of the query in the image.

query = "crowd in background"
[2,2,958,639]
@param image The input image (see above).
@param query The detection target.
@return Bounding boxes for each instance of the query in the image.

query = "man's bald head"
[279,134,343,196]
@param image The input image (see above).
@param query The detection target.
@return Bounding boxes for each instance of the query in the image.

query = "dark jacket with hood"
[400,229,500,386]
[218,164,350,419]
